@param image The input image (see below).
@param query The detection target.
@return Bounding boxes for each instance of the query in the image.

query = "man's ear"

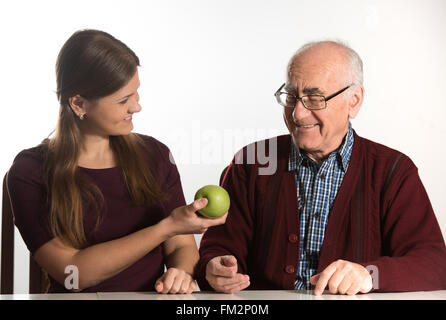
[68,95,86,117]
[348,85,364,119]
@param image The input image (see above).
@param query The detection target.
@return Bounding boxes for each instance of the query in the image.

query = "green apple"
[194,185,230,218]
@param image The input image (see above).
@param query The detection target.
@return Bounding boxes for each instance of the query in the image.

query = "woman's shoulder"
[133,133,173,162]
[8,143,46,183]
[14,143,46,161]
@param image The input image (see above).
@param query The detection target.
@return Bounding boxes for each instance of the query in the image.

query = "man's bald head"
[287,41,363,88]
[282,40,365,163]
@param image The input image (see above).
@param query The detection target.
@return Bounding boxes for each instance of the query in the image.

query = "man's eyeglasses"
[274,83,352,110]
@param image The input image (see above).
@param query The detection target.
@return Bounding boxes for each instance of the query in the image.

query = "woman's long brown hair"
[41,29,166,249]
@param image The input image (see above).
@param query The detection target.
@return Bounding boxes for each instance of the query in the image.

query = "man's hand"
[310,259,373,296]
[205,255,250,293]
[155,267,196,294]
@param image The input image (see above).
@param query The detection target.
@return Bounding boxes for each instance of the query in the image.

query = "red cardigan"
[196,131,446,292]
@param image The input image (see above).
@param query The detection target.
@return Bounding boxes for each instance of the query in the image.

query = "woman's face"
[80,70,141,137]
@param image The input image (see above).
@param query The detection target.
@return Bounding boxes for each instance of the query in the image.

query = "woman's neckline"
[78,165,120,171]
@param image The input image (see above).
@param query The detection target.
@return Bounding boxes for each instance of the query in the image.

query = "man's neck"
[304,128,349,165]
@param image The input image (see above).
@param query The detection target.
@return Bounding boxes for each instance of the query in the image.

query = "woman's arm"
[163,235,199,275]
[34,218,170,290]
[34,199,227,291]
[153,234,200,294]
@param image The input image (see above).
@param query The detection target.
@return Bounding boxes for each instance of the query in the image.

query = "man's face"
[283,48,358,161]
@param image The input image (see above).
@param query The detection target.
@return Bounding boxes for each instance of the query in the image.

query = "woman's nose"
[128,95,141,113]
[130,103,141,113]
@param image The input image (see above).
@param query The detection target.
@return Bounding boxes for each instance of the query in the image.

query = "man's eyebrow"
[303,87,324,95]
[284,84,297,92]
[284,85,324,95]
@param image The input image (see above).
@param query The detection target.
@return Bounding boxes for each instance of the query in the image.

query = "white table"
[1,291,443,318]
[1,290,445,300]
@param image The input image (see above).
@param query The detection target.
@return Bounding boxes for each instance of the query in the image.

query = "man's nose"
[292,99,311,120]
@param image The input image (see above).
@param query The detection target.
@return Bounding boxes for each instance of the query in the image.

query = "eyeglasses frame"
[274,83,353,110]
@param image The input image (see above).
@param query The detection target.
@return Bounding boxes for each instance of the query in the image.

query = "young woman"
[6,29,227,293]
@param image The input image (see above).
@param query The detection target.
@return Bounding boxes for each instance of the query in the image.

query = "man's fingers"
[310,274,319,285]
[214,273,249,288]
[338,267,371,295]
[221,255,237,267]
[359,275,373,293]
[208,256,237,277]
[346,279,362,296]
[314,264,338,296]
[221,278,251,293]
[335,273,353,295]
[211,265,236,277]
[313,261,373,296]
[327,266,352,294]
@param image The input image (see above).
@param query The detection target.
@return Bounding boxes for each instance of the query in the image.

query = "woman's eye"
[119,99,128,105]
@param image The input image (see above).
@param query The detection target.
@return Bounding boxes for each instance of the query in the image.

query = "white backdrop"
[0,0,445,293]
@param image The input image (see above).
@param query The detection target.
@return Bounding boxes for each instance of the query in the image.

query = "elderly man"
[196,41,446,295]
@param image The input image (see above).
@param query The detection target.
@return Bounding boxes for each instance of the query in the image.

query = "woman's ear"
[68,95,86,117]
[348,85,364,119]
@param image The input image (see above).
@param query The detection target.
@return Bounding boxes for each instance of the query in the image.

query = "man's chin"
[291,136,318,151]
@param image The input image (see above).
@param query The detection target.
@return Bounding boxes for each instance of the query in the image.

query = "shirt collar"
[337,122,354,171]
[288,122,354,172]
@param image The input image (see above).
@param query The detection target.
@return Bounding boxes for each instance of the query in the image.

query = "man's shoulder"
[231,134,290,166]
[246,134,291,146]
[354,132,416,171]
[234,134,291,156]
[226,134,291,178]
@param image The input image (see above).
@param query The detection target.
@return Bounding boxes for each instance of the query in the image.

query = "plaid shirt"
[288,123,354,290]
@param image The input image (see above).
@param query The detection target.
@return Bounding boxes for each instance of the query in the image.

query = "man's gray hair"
[287,40,364,86]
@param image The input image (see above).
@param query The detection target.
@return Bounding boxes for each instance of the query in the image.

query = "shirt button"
[314,212,321,219]
[285,265,295,274]
[288,234,298,243]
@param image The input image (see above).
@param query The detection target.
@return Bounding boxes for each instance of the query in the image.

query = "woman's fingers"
[156,268,196,294]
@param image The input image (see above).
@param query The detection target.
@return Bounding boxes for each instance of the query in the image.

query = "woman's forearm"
[164,243,199,276]
[35,202,221,291]
[72,218,173,289]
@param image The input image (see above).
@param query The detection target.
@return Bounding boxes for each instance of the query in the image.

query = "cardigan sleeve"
[360,156,446,292]
[195,159,254,291]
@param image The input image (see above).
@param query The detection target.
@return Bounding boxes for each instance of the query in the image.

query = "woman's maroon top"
[7,134,186,292]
